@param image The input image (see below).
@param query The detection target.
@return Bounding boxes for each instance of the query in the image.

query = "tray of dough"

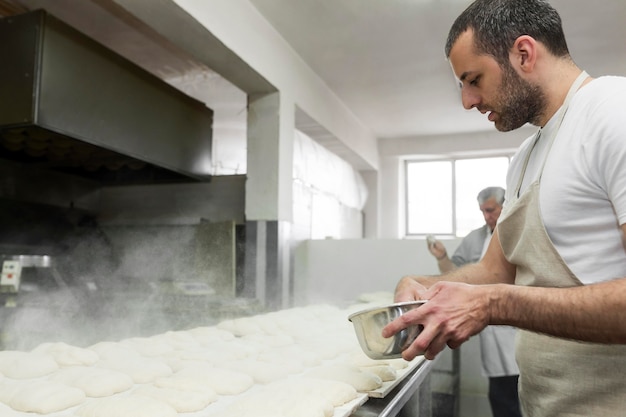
[0,303,423,417]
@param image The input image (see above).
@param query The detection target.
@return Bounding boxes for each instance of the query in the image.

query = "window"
[405,156,509,237]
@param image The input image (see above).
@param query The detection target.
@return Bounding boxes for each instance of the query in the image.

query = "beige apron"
[497,72,626,417]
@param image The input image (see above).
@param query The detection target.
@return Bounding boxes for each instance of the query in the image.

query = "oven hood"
[0,9,213,184]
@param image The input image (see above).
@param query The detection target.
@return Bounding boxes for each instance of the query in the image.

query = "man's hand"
[427,239,448,260]
[393,275,429,302]
[383,281,491,361]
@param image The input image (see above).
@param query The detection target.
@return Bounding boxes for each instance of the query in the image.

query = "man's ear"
[510,35,538,73]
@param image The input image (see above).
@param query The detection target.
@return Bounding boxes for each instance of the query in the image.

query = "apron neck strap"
[514,70,589,197]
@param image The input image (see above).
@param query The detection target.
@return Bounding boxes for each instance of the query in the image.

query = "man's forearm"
[488,279,626,343]
[432,261,512,286]
[395,261,511,301]
[436,254,456,273]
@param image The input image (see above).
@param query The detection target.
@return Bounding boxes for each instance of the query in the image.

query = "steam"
[1,222,246,351]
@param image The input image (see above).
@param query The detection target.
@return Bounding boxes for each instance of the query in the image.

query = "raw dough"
[133,384,218,413]
[154,375,217,394]
[151,330,200,350]
[306,364,383,392]
[88,342,141,361]
[5,380,85,413]
[258,344,321,367]
[31,342,100,366]
[275,377,358,406]
[175,364,254,395]
[0,401,38,417]
[361,365,397,382]
[97,357,172,384]
[217,317,262,336]
[119,337,174,357]
[74,394,177,417]
[214,381,335,417]
[225,359,293,384]
[241,333,294,348]
[48,366,134,397]
[188,326,235,343]
[0,351,58,379]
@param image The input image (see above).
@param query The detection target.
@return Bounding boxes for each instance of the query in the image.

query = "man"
[428,187,521,417]
[382,1,626,415]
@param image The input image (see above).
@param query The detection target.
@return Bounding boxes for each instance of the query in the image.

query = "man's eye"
[470,76,480,86]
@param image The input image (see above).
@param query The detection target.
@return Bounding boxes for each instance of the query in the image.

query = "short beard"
[494,63,546,131]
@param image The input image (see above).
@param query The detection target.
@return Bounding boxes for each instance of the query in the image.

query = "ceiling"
[1,0,625,143]
[248,0,626,139]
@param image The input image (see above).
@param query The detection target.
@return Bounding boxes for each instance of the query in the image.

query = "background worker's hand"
[427,238,447,260]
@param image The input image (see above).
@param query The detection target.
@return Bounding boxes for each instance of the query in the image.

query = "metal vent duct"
[0,9,213,184]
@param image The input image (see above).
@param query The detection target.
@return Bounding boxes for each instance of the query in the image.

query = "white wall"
[293,237,459,305]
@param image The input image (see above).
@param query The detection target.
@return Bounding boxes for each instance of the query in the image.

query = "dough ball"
[360,365,397,382]
[187,326,235,343]
[175,364,254,395]
[217,317,263,336]
[154,375,217,394]
[175,348,236,364]
[0,379,22,405]
[0,351,59,379]
[0,401,38,417]
[119,337,174,357]
[305,364,383,392]
[88,342,141,361]
[153,330,201,350]
[31,342,100,367]
[257,345,320,368]
[134,384,218,413]
[48,366,134,397]
[6,380,85,413]
[276,377,358,407]
[225,359,292,384]
[97,357,172,384]
[74,394,177,417]
[241,333,294,348]
[215,382,334,417]
[388,358,411,369]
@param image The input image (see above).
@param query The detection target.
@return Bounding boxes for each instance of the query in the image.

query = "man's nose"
[461,88,480,110]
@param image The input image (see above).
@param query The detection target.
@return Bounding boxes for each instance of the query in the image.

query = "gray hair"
[477,186,505,205]
[445,0,571,67]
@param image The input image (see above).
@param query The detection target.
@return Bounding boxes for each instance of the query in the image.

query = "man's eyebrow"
[459,71,473,82]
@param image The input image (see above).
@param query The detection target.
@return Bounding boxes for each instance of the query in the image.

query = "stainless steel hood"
[0,9,213,184]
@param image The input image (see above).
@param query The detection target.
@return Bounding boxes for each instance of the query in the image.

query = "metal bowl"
[348,300,426,359]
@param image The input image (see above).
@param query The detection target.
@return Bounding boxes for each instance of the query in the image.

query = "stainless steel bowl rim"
[348,299,427,321]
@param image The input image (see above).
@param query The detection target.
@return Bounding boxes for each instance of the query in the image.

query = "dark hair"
[445,0,570,66]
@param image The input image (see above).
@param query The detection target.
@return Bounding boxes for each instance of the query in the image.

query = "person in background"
[427,186,521,417]
[382,0,626,415]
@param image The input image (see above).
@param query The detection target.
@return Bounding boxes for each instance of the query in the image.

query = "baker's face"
[449,30,545,131]
[479,197,502,232]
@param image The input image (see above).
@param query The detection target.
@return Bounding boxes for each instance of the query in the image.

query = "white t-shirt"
[505,76,626,284]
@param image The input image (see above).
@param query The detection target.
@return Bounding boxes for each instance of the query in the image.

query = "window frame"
[404,154,512,238]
